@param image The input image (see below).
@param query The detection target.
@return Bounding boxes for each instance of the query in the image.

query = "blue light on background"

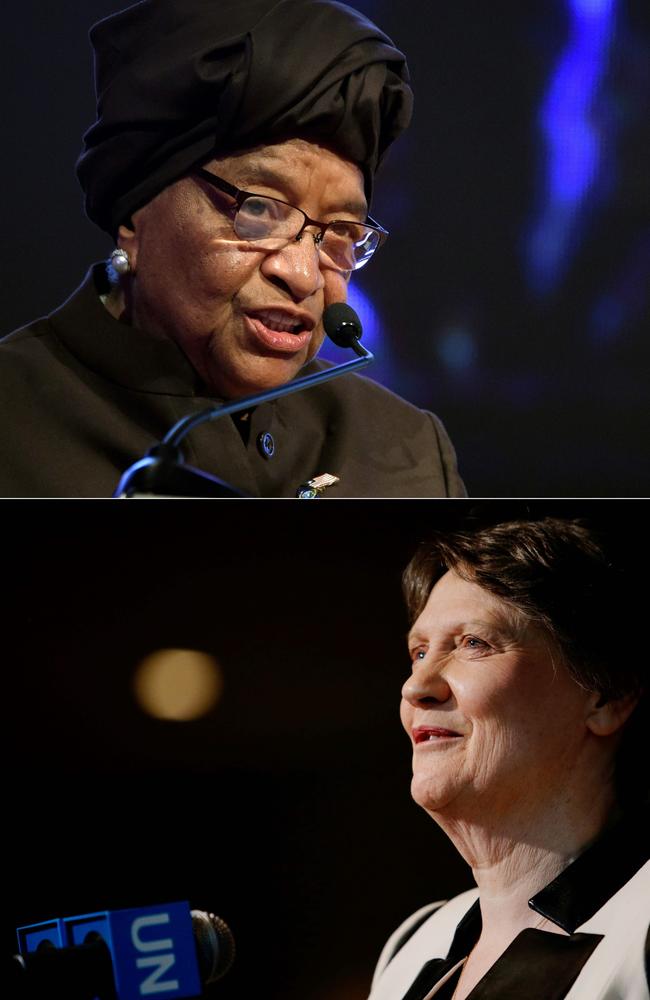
[524,0,617,295]
[345,283,382,352]
[436,325,478,374]
[589,233,650,345]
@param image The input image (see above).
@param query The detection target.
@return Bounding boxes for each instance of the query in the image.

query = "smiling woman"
[368,515,649,1000]
[403,570,620,827]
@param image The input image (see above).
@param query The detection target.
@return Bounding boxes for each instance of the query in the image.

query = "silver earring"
[109,247,131,275]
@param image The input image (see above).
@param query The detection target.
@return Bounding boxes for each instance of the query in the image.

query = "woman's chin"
[410,774,457,814]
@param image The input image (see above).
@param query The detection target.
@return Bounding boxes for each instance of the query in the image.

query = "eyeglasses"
[193,168,388,272]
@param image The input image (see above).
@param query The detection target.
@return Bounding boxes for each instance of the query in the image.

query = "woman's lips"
[244,313,312,354]
[412,726,462,744]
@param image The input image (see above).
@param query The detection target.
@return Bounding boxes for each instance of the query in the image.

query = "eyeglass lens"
[235,196,379,270]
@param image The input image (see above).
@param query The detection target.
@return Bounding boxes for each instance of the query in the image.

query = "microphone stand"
[114,338,373,498]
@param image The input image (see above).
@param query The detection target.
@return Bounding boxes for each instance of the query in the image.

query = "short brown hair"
[403,515,646,807]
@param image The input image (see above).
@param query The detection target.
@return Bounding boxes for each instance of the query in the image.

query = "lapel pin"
[295,473,340,499]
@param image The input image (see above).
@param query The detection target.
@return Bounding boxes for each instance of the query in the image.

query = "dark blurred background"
[1,0,649,496]
[6,498,642,999]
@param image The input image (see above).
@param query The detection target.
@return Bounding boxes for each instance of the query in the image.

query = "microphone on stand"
[113,302,371,498]
[9,902,235,999]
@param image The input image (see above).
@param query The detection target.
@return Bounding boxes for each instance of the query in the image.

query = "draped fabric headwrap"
[76,0,413,236]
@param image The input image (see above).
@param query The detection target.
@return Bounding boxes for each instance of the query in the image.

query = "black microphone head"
[323,303,363,348]
[191,910,236,985]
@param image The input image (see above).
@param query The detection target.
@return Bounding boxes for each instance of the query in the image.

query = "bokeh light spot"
[437,325,478,372]
[132,648,223,721]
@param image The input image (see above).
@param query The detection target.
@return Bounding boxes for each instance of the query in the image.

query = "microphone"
[10,901,234,999]
[322,301,362,347]
[114,302,372,498]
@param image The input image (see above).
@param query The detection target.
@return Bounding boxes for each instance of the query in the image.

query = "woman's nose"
[401,659,453,706]
[260,231,326,300]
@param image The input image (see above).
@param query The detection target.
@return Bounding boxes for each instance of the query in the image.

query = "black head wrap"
[76,0,413,236]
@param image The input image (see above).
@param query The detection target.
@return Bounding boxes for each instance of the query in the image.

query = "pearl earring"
[109,247,132,275]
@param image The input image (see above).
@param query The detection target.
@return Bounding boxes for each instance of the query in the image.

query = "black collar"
[445,810,649,946]
[528,809,648,932]
[48,263,330,403]
[48,264,206,396]
[399,810,648,1000]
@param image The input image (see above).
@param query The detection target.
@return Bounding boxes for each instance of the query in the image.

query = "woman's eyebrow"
[406,618,514,644]
[236,161,368,217]
[235,161,288,188]
[406,624,442,647]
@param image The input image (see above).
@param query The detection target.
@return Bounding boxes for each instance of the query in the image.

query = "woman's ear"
[586,691,640,737]
[116,220,139,272]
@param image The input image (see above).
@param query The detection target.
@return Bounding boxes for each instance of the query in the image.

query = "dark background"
[1,1,649,497]
[6,498,642,999]
[6,501,472,1000]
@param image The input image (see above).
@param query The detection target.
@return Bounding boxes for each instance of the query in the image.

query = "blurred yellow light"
[132,648,223,721]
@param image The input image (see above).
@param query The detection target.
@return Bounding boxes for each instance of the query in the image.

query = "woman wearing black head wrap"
[0,0,466,499]
[77,0,414,234]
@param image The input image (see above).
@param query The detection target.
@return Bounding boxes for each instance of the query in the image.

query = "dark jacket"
[0,266,466,498]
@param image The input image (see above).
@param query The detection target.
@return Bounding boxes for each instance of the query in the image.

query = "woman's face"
[401,569,600,822]
[119,138,362,398]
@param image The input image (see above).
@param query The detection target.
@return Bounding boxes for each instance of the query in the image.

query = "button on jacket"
[0,266,466,499]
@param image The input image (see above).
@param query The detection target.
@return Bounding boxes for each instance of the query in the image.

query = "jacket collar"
[400,810,648,1000]
[403,930,604,1000]
[447,810,649,948]
[528,809,649,932]
[47,263,330,402]
[48,264,209,397]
